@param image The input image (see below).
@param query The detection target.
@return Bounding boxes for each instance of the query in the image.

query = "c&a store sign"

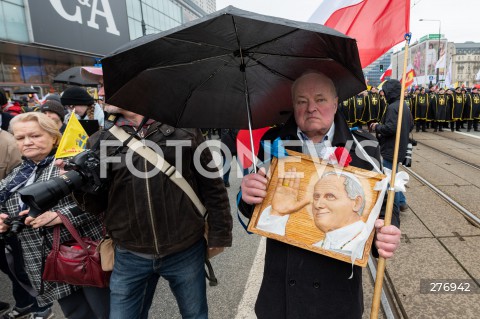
[28,0,130,55]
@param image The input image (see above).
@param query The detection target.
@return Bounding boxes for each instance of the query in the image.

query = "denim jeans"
[381,159,402,227]
[382,159,406,206]
[109,239,207,319]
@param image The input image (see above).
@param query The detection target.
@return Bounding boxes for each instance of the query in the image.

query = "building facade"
[388,34,480,89]
[0,0,215,98]
[451,42,480,87]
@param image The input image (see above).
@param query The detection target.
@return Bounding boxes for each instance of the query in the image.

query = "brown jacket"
[0,130,21,180]
[74,121,232,256]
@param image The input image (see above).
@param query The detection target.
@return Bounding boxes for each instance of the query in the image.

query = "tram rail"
[366,138,480,318]
[367,256,405,319]
[404,165,480,283]
[415,140,480,172]
[402,165,480,228]
[431,131,480,149]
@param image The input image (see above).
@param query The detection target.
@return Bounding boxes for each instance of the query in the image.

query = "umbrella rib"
[146,53,233,71]
[251,54,334,61]
[244,29,299,52]
[246,55,334,81]
[250,57,295,81]
[175,61,232,127]
[145,53,333,73]
[164,36,234,52]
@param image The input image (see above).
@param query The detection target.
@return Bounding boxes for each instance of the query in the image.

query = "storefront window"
[0,53,22,83]
[20,56,45,84]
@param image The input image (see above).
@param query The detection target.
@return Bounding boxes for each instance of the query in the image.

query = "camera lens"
[18,171,85,218]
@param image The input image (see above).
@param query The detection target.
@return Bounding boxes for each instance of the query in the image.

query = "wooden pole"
[370,33,411,319]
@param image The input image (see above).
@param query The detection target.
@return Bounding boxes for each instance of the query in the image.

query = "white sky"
[216,0,479,48]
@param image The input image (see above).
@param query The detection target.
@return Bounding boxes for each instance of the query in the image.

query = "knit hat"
[61,86,94,106]
[41,100,65,122]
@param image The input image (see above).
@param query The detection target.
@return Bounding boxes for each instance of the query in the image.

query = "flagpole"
[370,32,411,319]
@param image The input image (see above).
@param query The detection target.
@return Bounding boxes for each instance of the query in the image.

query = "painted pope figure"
[310,171,369,256]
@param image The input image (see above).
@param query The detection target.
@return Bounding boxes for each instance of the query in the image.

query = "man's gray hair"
[291,71,338,99]
[322,171,365,216]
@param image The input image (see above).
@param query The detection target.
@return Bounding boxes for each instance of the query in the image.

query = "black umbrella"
[13,87,38,94]
[53,66,100,87]
[102,6,366,129]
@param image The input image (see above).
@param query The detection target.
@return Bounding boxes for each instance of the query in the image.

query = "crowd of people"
[0,71,406,319]
[338,86,388,129]
[0,84,233,319]
[339,84,480,133]
[407,86,480,132]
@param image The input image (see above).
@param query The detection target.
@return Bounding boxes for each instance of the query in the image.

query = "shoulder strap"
[108,125,207,216]
[55,213,90,250]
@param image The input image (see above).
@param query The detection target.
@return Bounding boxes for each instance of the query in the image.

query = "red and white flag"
[400,64,415,89]
[380,64,392,81]
[309,0,410,68]
[236,127,270,169]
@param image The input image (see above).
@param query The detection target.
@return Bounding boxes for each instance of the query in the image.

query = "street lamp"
[419,19,441,85]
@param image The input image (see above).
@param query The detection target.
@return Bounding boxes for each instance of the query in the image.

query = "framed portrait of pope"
[248,150,387,267]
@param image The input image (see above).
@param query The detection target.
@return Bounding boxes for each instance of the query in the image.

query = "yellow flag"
[55,114,89,158]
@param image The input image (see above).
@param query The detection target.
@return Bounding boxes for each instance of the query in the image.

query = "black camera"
[18,150,105,218]
[2,215,27,236]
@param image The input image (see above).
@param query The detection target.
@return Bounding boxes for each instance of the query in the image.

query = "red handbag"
[42,213,110,287]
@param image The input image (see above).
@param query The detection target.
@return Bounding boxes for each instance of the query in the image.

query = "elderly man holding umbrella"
[99,7,402,318]
[239,71,401,319]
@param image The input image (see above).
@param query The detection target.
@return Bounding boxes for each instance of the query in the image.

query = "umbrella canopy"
[81,67,103,83]
[13,87,38,94]
[102,6,366,129]
[53,66,101,87]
